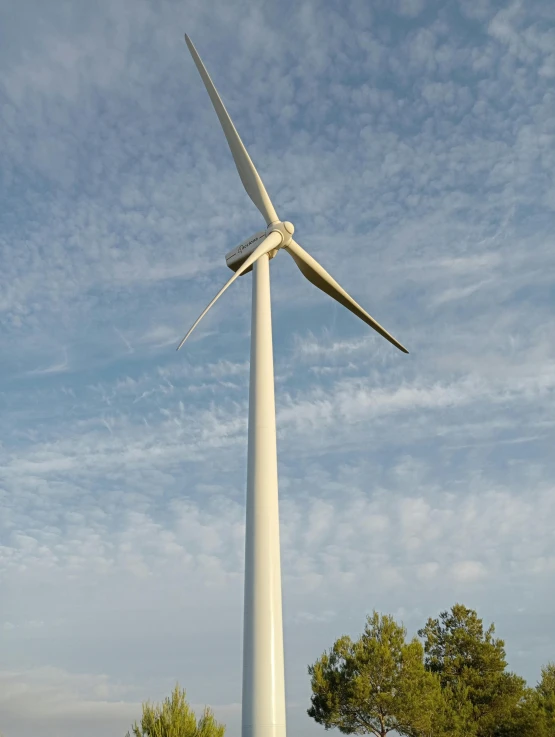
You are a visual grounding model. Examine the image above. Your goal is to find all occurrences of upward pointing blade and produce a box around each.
[176,231,282,350]
[184,35,279,226]
[285,239,409,354]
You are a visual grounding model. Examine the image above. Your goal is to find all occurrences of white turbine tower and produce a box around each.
[178,35,408,737]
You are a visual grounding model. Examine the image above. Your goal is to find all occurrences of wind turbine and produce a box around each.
[178,35,408,737]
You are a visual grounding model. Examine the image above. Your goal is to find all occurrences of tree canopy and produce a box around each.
[418,603,526,737]
[126,684,225,737]
[537,663,555,736]
[307,611,445,737]
[308,604,553,737]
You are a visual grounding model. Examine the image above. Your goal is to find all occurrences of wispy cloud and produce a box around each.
[26,349,69,375]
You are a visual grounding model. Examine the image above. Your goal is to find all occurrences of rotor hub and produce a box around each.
[266,220,295,248]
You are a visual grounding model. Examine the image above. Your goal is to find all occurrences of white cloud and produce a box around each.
[0,666,241,737]
[25,349,69,375]
[451,560,488,583]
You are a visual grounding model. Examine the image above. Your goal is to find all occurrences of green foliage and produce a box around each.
[493,687,549,737]
[539,663,555,698]
[126,684,225,737]
[537,663,555,736]
[418,604,527,737]
[307,611,445,737]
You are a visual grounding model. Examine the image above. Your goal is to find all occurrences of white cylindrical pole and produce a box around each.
[241,253,286,737]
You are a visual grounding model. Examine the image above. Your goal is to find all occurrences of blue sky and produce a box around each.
[1,0,554,735]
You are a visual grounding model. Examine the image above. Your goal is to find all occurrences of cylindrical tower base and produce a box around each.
[241,253,286,737]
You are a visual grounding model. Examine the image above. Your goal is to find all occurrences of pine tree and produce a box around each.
[418,604,526,737]
[307,611,446,737]
[126,684,225,737]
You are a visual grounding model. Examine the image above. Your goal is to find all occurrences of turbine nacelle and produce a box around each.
[225,221,295,274]
[226,230,267,273]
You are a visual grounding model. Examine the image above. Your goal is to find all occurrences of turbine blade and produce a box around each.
[184,34,279,226]
[285,239,408,354]
[176,231,282,350]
